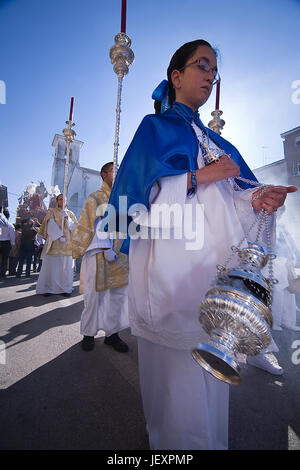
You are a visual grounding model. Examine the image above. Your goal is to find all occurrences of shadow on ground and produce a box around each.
[1,299,83,349]
[0,284,81,315]
[229,327,300,450]
[0,330,148,450]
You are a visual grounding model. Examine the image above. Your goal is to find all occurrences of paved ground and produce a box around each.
[0,273,300,450]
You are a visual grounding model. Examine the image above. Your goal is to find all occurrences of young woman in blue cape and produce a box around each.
[108,40,297,450]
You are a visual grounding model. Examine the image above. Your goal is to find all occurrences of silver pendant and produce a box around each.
[202,142,225,165]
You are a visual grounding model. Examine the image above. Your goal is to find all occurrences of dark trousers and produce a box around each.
[9,256,19,276]
[0,240,11,277]
[17,244,34,277]
[33,246,43,272]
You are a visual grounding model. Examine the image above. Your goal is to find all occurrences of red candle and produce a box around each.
[215,78,220,110]
[69,97,74,121]
[121,0,127,33]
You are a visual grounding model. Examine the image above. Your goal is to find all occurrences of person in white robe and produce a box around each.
[130,121,287,448]
[271,209,300,331]
[107,40,297,450]
[36,194,77,296]
[71,162,129,352]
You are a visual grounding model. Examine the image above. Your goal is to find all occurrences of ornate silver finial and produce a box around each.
[202,142,224,165]
[110,33,135,79]
[208,109,225,135]
[109,32,134,182]
[62,120,76,143]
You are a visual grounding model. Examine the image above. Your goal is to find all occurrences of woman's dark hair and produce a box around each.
[154,39,217,113]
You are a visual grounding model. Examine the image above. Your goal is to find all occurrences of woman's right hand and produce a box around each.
[196,155,240,184]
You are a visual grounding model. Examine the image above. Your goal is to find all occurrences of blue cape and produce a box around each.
[107,102,258,254]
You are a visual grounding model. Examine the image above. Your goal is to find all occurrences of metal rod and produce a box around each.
[61,140,71,233]
[113,75,123,183]
[61,119,76,232]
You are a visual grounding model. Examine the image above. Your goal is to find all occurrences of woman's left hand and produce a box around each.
[252,185,298,214]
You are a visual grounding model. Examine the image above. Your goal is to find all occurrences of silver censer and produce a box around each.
[192,210,277,385]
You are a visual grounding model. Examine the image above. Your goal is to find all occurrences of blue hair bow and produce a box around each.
[151,79,170,112]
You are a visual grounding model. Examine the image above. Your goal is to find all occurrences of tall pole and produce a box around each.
[109,1,134,183]
[62,98,76,232]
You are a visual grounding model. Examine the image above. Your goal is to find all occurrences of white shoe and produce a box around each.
[246,353,284,376]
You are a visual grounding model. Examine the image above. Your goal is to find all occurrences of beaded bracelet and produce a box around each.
[187,170,197,199]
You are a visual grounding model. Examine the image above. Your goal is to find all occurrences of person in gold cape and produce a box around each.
[71,162,129,352]
[36,194,77,296]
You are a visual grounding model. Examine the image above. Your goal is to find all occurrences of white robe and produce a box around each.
[79,232,129,337]
[271,257,300,330]
[36,218,74,295]
[36,254,73,294]
[138,337,229,450]
[128,122,276,450]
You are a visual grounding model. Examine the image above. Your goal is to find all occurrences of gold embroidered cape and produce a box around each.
[71,181,128,293]
[39,207,77,256]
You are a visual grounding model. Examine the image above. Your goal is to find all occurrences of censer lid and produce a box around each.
[237,242,270,270]
[225,268,271,306]
[244,242,265,253]
[226,268,270,291]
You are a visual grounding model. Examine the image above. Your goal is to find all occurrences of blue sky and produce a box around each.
[0,0,300,220]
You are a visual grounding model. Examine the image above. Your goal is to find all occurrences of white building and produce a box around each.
[51,134,100,219]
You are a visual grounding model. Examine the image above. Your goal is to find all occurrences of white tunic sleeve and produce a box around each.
[68,218,76,232]
[0,213,8,227]
[9,223,16,246]
[84,232,112,257]
[47,218,63,241]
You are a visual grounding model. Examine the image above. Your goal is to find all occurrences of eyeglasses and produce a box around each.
[180,59,220,85]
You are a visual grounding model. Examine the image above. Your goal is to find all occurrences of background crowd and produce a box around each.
[0,206,43,280]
